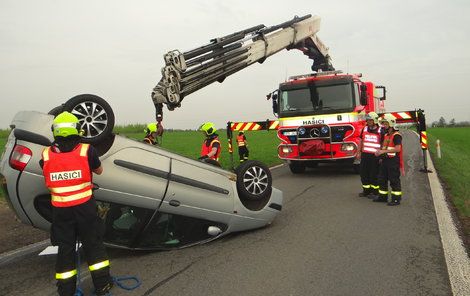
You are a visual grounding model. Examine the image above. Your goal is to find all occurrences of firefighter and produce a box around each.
[41,112,113,296]
[198,122,221,164]
[143,123,159,145]
[357,112,382,198]
[373,114,404,206]
[237,131,249,162]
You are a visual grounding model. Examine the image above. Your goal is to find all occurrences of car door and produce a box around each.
[135,158,236,249]
[160,158,235,223]
[94,146,170,247]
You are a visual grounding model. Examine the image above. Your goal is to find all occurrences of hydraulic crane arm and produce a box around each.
[151,14,334,117]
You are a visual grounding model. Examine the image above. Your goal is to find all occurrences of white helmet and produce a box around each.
[380,114,397,128]
[365,111,379,124]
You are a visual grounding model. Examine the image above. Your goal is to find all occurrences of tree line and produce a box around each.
[431,117,470,127]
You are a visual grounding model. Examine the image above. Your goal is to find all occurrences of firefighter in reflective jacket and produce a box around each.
[143,122,159,145]
[237,131,249,162]
[41,112,112,296]
[357,112,382,197]
[198,122,221,164]
[373,114,404,206]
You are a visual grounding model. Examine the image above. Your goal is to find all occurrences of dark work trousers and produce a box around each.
[51,198,111,296]
[238,146,249,162]
[360,152,380,195]
[377,157,402,201]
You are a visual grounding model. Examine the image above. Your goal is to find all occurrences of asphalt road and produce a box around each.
[0,130,453,296]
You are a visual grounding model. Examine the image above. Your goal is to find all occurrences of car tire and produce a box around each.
[48,105,65,116]
[289,161,306,174]
[63,94,115,144]
[235,160,272,201]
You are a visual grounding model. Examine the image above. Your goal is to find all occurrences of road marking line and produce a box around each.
[411,129,470,295]
[270,163,284,170]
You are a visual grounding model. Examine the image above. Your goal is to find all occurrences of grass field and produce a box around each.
[428,127,470,218]
[114,125,283,169]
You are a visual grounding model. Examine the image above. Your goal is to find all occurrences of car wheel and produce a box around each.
[236,160,272,201]
[289,161,306,174]
[63,94,115,144]
[48,105,65,116]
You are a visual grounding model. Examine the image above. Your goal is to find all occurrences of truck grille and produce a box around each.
[298,125,353,142]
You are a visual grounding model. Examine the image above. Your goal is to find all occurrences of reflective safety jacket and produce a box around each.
[382,131,405,175]
[42,143,93,207]
[201,137,221,161]
[382,132,401,158]
[361,125,382,154]
[237,135,246,147]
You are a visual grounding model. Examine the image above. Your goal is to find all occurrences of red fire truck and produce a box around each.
[151,14,430,173]
[271,70,386,173]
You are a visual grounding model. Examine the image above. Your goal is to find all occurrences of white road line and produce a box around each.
[270,163,285,170]
[411,129,470,295]
[426,150,470,295]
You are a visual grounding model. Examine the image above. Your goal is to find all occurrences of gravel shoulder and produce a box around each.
[0,200,49,254]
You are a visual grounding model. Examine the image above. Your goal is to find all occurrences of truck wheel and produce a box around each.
[289,161,306,174]
[63,94,115,144]
[235,160,272,201]
[352,164,360,174]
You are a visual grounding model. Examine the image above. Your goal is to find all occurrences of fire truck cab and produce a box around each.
[273,71,386,173]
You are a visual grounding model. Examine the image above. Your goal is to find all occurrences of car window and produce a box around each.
[137,211,227,249]
[97,201,154,247]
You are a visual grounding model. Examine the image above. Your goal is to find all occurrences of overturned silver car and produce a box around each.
[0,95,282,250]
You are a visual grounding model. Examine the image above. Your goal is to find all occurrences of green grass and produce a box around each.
[117,128,282,169]
[0,129,10,156]
[428,127,470,217]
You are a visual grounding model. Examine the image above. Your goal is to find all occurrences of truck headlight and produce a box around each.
[341,143,356,151]
[281,146,293,153]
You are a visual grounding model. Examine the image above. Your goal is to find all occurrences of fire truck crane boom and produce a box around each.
[151,14,334,117]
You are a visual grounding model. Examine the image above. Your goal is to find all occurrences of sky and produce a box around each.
[1,0,469,130]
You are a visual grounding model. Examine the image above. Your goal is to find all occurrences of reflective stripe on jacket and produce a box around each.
[361,126,382,154]
[200,138,221,161]
[42,143,93,207]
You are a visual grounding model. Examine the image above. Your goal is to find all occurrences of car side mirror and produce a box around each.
[360,84,368,106]
[207,226,222,236]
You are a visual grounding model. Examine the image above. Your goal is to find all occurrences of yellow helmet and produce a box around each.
[380,114,397,128]
[52,111,80,138]
[145,123,157,133]
[365,111,379,124]
[199,122,216,136]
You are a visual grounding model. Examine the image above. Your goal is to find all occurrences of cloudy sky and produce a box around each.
[1,0,469,130]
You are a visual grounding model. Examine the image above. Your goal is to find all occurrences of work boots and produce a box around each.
[95,282,113,296]
[372,194,388,203]
[358,188,371,197]
[387,198,401,206]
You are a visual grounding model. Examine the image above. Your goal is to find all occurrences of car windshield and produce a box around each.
[279,82,355,117]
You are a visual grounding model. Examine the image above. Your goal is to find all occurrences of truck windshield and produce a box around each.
[279,82,355,117]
